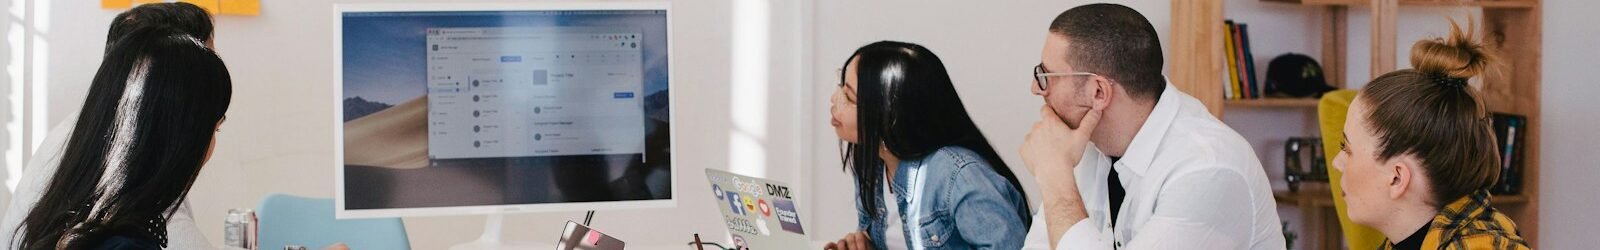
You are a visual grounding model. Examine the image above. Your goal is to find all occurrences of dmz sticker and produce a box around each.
[773,199,804,234]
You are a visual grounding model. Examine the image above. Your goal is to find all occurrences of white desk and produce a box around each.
[626,240,831,250]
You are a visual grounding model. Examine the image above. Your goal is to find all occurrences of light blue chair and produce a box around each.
[257,194,410,250]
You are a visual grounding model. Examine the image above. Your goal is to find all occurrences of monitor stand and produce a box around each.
[449,214,554,250]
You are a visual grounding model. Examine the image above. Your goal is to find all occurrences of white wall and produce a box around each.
[1538,0,1600,248]
[5,0,811,249]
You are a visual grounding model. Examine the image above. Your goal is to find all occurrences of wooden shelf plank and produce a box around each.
[1373,0,1399,77]
[1171,0,1226,117]
[1485,7,1543,246]
[1224,98,1321,108]
[1262,0,1537,8]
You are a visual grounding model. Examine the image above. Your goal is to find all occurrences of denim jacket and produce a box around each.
[856,146,1032,250]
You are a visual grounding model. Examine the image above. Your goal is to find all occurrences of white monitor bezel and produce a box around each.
[332,2,676,219]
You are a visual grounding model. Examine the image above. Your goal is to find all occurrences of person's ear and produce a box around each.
[1387,155,1420,200]
[1090,76,1114,110]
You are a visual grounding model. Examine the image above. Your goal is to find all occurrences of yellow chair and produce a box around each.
[1317,90,1385,249]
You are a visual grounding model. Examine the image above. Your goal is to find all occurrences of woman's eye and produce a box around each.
[1339,142,1348,152]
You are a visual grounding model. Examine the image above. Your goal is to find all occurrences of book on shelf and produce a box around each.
[1221,20,1262,100]
[1490,113,1527,195]
[1232,22,1251,99]
[1239,23,1260,99]
[1223,20,1240,100]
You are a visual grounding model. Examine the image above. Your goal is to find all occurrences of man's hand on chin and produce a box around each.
[1021,104,1101,249]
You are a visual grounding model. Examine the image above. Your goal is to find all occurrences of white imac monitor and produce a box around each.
[333,2,674,226]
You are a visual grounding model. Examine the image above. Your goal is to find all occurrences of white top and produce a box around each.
[1022,84,1286,250]
[882,184,907,250]
[0,113,214,249]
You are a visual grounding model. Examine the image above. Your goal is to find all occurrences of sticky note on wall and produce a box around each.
[178,0,220,14]
[102,0,133,9]
[132,0,164,5]
[219,0,260,16]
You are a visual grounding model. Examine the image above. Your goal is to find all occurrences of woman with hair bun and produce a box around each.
[1332,19,1529,250]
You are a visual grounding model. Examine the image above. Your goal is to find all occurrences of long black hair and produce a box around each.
[841,41,1029,218]
[16,25,231,249]
[107,2,214,47]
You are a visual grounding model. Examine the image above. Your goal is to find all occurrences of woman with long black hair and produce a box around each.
[0,3,221,249]
[824,41,1031,250]
[13,24,231,249]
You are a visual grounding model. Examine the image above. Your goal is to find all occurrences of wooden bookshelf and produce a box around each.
[1170,0,1542,248]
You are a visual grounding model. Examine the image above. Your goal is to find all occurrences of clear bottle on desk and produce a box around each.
[224,209,258,250]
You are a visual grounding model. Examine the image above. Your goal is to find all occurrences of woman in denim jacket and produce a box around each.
[824,41,1032,250]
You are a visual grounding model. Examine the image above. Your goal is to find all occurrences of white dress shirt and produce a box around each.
[1023,84,1286,250]
[0,112,215,249]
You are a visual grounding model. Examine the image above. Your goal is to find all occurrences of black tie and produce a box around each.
[1108,157,1126,227]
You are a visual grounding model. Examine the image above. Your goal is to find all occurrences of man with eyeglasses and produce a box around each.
[1017,3,1286,250]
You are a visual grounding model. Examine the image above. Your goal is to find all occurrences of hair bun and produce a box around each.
[1409,18,1494,81]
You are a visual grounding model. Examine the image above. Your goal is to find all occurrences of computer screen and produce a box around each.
[335,3,672,218]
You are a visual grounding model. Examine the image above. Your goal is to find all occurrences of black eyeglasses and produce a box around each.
[1033,64,1097,91]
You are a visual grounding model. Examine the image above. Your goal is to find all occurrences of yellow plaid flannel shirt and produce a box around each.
[1378,190,1529,250]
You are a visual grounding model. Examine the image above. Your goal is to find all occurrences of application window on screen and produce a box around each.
[425,26,646,160]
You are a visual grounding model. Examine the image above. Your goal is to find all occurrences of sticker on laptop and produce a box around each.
[774,199,804,234]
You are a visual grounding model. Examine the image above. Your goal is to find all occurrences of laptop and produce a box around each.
[704,169,810,249]
[554,221,624,250]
